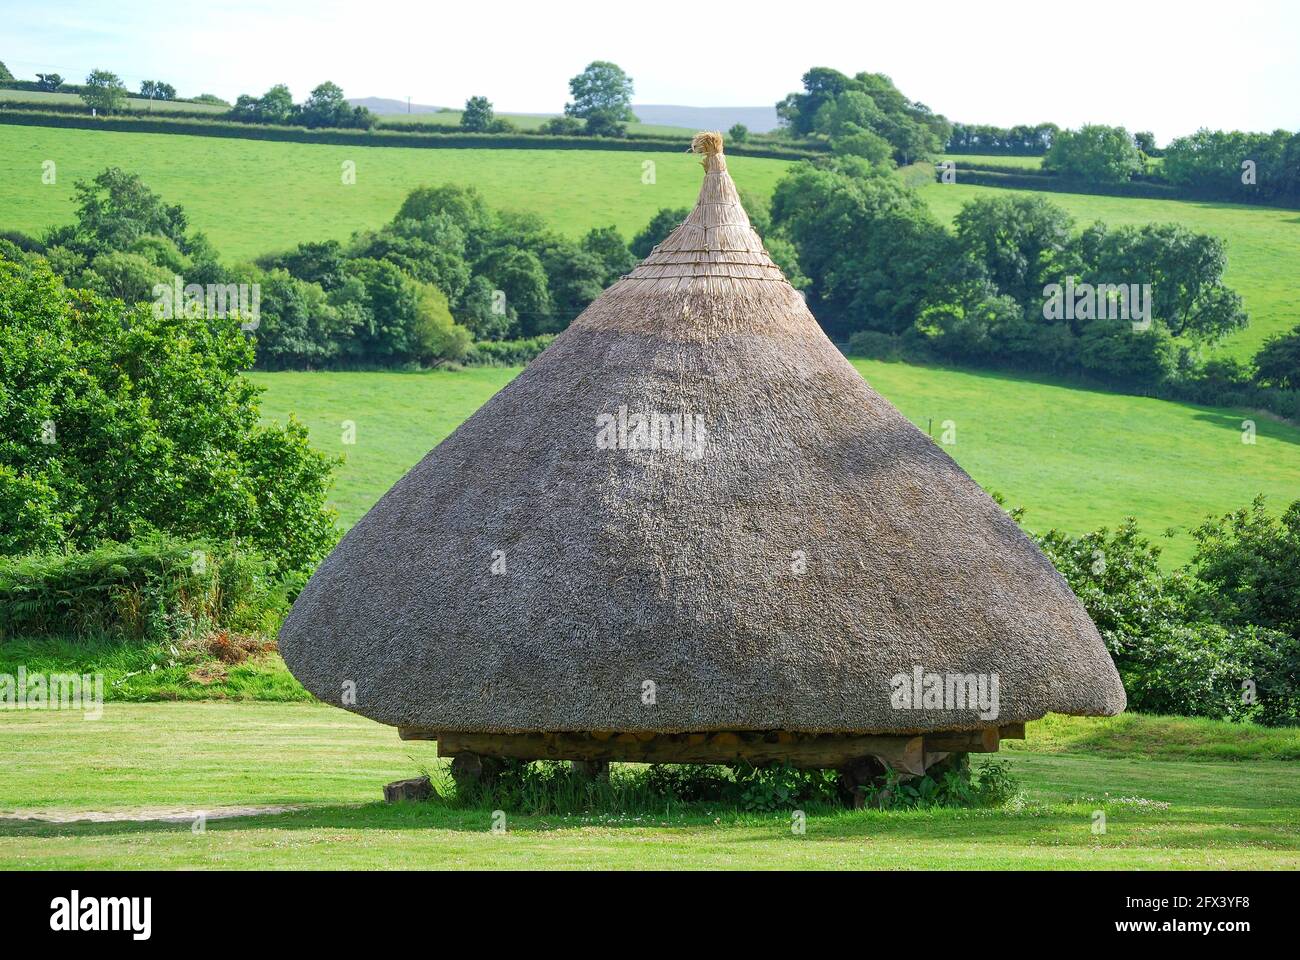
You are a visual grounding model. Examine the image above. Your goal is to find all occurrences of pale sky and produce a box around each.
[4,0,1298,142]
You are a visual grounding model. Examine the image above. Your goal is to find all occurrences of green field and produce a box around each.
[1,702,1294,869]
[0,88,227,113]
[376,108,694,137]
[249,361,1300,567]
[1,124,1295,356]
[940,153,1044,169]
[0,125,790,259]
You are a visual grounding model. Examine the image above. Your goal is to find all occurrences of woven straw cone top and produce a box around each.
[279,133,1126,734]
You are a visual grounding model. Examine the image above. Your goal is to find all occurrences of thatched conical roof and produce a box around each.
[279,133,1125,734]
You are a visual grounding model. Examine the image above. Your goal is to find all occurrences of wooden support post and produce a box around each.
[923,727,1000,753]
[571,760,610,782]
[449,753,504,792]
[430,730,926,773]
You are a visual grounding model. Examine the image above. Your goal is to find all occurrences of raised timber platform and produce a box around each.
[398,725,1027,778]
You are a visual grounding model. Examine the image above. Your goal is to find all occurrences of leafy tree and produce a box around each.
[539,115,583,136]
[1134,130,1159,156]
[229,83,295,124]
[0,254,338,572]
[1076,317,1178,383]
[461,96,495,132]
[953,195,1075,310]
[537,239,605,330]
[395,184,495,260]
[0,60,13,81]
[728,123,749,143]
[35,73,63,92]
[1042,125,1143,183]
[258,240,348,291]
[333,258,469,365]
[84,250,173,303]
[476,245,552,337]
[631,207,689,259]
[776,67,854,137]
[140,80,177,100]
[1077,222,1248,342]
[127,234,188,273]
[1189,497,1300,641]
[295,81,369,128]
[564,61,635,137]
[72,167,189,253]
[350,214,472,305]
[581,226,635,285]
[770,159,950,338]
[252,269,350,370]
[1163,128,1300,203]
[1253,325,1300,390]
[457,275,514,340]
[80,69,128,114]
[192,93,229,106]
[411,282,471,366]
[777,69,949,163]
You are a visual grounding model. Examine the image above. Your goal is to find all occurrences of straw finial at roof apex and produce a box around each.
[690,130,724,165]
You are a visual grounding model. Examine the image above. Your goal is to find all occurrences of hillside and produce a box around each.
[0,124,790,258]
[248,362,1300,567]
[0,87,227,113]
[349,97,779,134]
[0,123,1293,359]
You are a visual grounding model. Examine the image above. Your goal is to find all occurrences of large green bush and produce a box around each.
[1030,505,1300,726]
[0,255,338,573]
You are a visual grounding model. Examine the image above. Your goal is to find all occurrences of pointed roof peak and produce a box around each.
[626,130,783,286]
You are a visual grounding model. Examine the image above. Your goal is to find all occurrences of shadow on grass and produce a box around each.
[2,798,1295,853]
[1189,410,1300,443]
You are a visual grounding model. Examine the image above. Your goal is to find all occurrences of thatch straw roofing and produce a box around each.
[279,133,1126,734]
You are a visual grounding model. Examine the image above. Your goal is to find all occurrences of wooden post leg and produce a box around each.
[571,760,610,781]
[837,756,887,809]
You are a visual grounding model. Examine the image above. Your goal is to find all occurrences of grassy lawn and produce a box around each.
[248,362,1300,566]
[918,179,1300,359]
[0,702,1293,869]
[0,125,790,260]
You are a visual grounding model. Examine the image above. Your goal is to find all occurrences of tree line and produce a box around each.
[767,156,1299,415]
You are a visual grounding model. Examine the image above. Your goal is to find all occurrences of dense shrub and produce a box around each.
[1042,125,1144,184]
[0,537,290,642]
[0,255,338,573]
[463,335,555,366]
[1029,505,1300,726]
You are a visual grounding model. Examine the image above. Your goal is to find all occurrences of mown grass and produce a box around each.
[0,703,1294,869]
[0,124,790,260]
[248,362,1300,566]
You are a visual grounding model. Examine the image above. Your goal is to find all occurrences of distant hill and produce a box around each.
[349,97,451,115]
[350,97,781,133]
[630,104,780,134]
